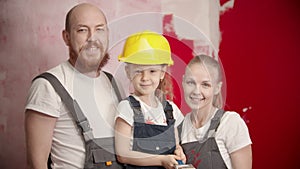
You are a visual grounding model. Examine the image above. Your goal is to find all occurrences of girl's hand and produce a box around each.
[161,155,180,169]
[174,145,186,163]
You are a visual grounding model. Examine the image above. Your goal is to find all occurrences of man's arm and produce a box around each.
[25,110,57,169]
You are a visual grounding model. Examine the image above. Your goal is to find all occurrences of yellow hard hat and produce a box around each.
[118,31,173,65]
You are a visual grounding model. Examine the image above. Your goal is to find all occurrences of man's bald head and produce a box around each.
[65,3,107,32]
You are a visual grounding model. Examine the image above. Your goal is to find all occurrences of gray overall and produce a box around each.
[35,72,124,169]
[181,110,227,169]
[126,96,176,169]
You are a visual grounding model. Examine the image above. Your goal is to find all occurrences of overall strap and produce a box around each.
[103,71,122,102]
[127,96,174,125]
[209,109,225,131]
[127,95,145,123]
[202,109,225,141]
[163,100,174,125]
[34,72,94,141]
[177,122,183,143]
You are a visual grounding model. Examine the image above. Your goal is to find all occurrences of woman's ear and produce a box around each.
[214,82,223,95]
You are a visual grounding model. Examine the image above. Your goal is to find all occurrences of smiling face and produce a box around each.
[126,64,166,99]
[182,62,221,112]
[63,4,109,73]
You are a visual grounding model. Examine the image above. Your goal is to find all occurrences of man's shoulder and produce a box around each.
[47,61,71,73]
[45,61,74,81]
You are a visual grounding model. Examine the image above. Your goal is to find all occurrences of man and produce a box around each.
[25,3,122,169]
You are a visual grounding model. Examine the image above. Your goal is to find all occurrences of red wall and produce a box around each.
[166,0,300,168]
[219,0,300,168]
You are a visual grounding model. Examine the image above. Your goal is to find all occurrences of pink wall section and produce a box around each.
[1,0,299,169]
[0,1,68,168]
[0,1,171,168]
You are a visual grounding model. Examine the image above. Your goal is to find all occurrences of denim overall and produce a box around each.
[181,110,227,169]
[35,72,123,169]
[126,96,176,169]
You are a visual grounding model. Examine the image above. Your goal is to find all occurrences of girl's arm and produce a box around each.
[114,117,181,169]
[174,127,186,163]
[230,145,252,169]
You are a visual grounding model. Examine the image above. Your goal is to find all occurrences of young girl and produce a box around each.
[114,31,186,169]
[180,55,252,169]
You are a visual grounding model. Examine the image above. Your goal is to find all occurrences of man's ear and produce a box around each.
[214,82,223,95]
[62,30,70,46]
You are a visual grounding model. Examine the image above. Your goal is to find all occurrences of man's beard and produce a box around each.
[69,45,110,72]
[98,52,109,71]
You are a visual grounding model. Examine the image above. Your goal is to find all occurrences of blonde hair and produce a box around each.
[186,55,224,108]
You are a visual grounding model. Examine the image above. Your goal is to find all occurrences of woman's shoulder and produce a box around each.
[222,110,244,122]
[182,112,192,126]
[218,110,249,132]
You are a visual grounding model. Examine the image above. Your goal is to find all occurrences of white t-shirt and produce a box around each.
[117,95,184,126]
[25,61,120,169]
[181,110,252,169]
[116,95,184,149]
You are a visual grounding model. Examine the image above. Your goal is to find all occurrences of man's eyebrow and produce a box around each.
[75,24,88,28]
[75,23,106,27]
[96,23,106,27]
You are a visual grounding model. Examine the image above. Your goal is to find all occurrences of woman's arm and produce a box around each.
[25,110,57,169]
[114,117,181,169]
[230,145,252,169]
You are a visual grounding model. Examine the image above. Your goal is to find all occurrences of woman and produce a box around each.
[180,55,252,169]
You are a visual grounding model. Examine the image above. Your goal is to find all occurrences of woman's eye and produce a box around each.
[202,83,211,88]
